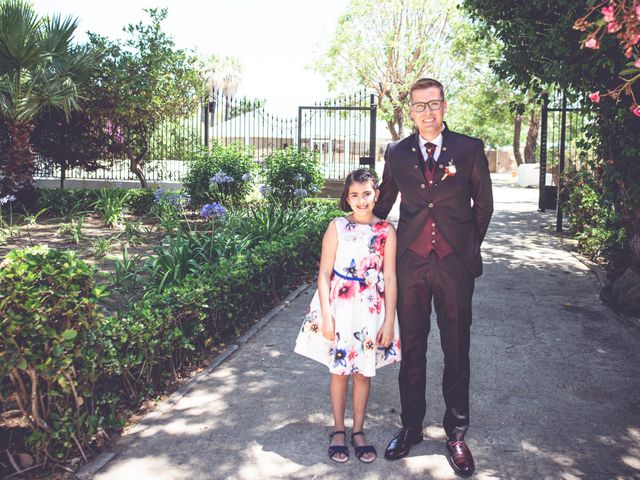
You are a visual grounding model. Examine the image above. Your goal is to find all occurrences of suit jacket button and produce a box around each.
[428,202,434,208]
[420,184,425,189]
[431,239,436,244]
[413,164,418,169]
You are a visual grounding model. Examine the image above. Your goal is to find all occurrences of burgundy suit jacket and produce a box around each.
[373,126,493,278]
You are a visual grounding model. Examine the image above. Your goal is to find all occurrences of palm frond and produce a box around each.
[42,13,78,58]
[0,0,44,74]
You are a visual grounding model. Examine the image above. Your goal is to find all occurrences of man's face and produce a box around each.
[410,86,447,140]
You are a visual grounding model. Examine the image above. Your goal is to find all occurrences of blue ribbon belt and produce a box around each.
[332,269,365,282]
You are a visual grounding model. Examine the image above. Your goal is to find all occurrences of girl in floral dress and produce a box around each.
[294,168,401,464]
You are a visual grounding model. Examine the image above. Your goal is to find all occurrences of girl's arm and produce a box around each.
[318,219,338,341]
[377,225,397,347]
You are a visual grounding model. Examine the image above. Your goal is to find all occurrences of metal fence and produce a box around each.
[538,90,595,229]
[32,90,377,185]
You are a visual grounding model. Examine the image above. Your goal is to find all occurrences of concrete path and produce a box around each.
[80,176,640,480]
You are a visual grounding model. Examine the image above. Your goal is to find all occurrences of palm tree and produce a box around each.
[199,54,242,120]
[0,0,100,200]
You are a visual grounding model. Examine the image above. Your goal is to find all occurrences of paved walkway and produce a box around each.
[79,176,640,480]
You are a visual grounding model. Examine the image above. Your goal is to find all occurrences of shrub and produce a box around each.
[261,147,324,207]
[562,167,625,260]
[182,142,257,207]
[0,201,343,472]
[125,189,155,216]
[0,247,107,462]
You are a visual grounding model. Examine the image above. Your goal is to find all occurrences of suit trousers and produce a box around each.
[397,249,474,436]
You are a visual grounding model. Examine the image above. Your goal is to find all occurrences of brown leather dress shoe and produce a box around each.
[384,427,423,460]
[446,439,475,476]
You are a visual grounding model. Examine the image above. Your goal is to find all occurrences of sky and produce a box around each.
[33,0,350,115]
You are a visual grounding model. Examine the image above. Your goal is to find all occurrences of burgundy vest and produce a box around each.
[409,144,454,258]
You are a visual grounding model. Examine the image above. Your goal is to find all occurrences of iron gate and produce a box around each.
[297,92,377,180]
[538,90,594,231]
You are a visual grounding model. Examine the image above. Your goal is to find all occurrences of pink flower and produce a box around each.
[601,5,615,23]
[631,33,640,46]
[636,5,640,18]
[606,21,621,33]
[631,104,640,117]
[635,57,640,69]
[588,91,601,103]
[585,38,598,49]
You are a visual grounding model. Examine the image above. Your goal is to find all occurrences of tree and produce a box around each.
[199,54,242,120]
[317,0,457,140]
[0,0,100,200]
[30,107,116,187]
[462,0,640,293]
[88,8,202,188]
[318,0,521,147]
[576,0,640,113]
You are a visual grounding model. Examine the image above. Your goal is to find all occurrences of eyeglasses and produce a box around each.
[411,100,444,112]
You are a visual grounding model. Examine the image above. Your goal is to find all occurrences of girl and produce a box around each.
[294,168,401,464]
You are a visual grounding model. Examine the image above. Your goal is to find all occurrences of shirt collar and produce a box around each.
[419,132,443,149]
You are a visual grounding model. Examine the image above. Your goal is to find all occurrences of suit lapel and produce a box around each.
[436,126,454,183]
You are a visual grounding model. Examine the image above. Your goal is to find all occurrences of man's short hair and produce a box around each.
[410,78,445,101]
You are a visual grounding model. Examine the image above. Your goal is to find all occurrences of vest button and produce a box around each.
[428,202,434,208]
[420,184,425,189]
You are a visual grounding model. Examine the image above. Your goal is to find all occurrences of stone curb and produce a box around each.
[75,283,311,480]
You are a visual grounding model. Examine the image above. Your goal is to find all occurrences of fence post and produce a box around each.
[556,91,567,232]
[538,93,548,212]
[204,98,210,148]
[369,94,377,165]
[297,106,302,150]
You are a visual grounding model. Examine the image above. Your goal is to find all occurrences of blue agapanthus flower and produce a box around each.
[0,195,16,205]
[241,173,254,182]
[153,188,165,202]
[293,188,308,198]
[259,184,272,197]
[292,173,305,182]
[154,189,190,208]
[201,202,226,220]
[210,171,235,185]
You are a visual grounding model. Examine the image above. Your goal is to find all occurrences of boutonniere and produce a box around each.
[441,160,457,181]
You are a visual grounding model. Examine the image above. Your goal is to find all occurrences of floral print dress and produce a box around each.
[294,217,401,377]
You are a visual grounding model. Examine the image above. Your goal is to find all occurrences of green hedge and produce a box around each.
[0,247,107,461]
[0,200,341,470]
[562,167,625,261]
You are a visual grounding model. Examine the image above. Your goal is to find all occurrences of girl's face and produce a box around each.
[347,180,378,217]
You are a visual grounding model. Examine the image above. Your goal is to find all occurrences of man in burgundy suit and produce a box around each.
[374,78,493,476]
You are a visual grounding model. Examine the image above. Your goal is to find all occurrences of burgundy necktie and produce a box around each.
[425,142,437,172]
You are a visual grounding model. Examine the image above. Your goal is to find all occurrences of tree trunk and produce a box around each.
[513,114,523,166]
[130,155,148,188]
[387,119,400,141]
[2,121,38,204]
[524,108,539,163]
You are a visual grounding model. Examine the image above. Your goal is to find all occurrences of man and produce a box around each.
[374,78,493,476]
